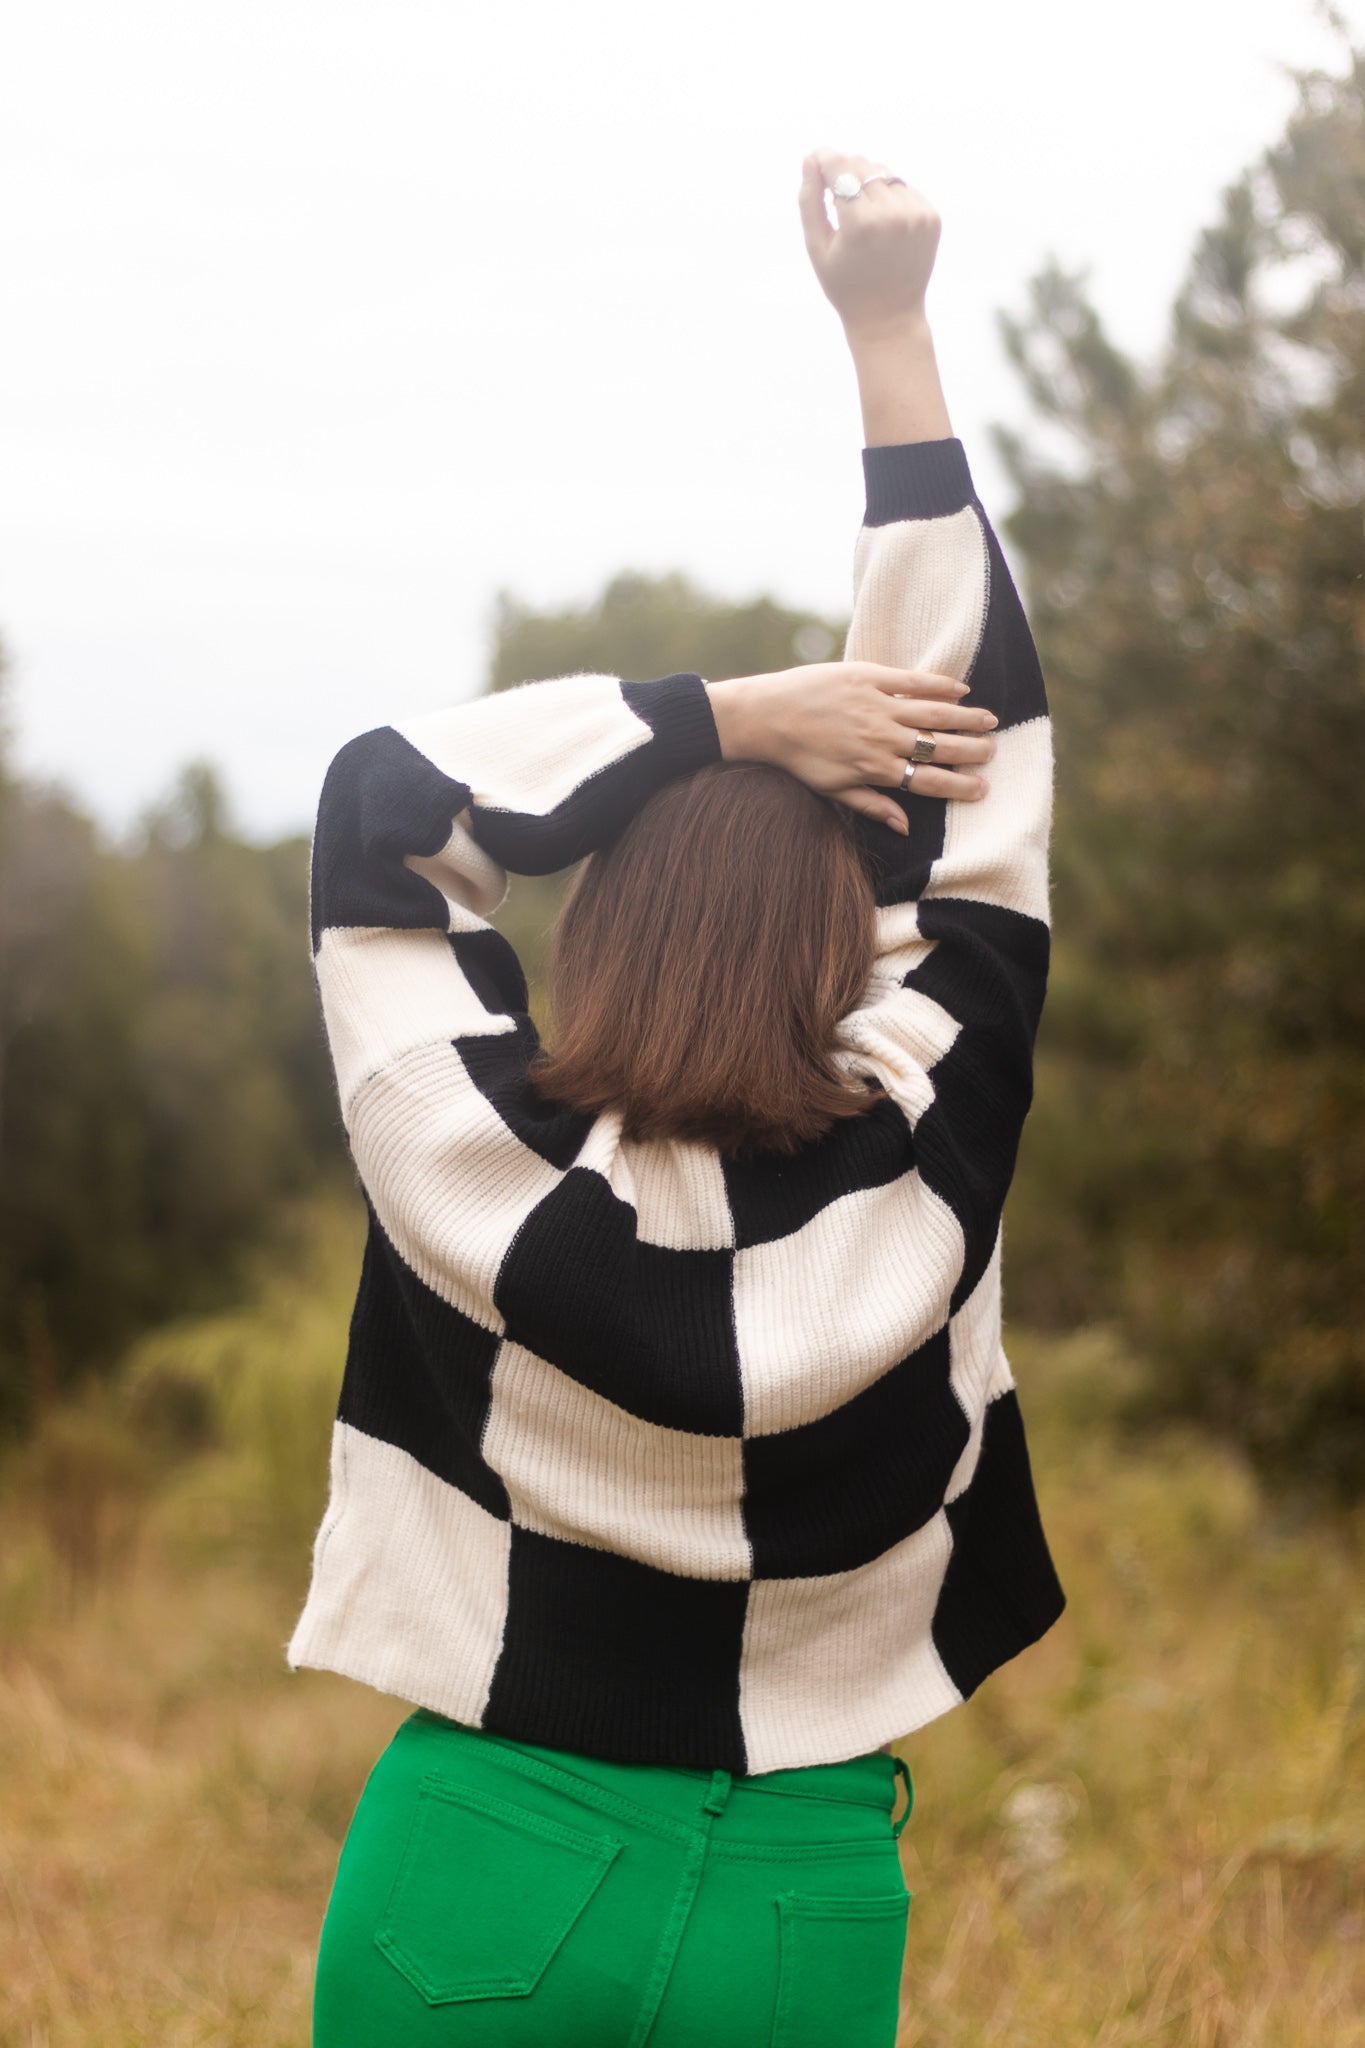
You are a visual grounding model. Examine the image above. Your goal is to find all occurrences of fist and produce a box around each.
[798,150,941,339]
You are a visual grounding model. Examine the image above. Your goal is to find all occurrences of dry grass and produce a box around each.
[1,1214,1361,2046]
[892,1334,1365,2046]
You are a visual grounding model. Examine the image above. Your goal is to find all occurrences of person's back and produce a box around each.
[292,151,1065,2048]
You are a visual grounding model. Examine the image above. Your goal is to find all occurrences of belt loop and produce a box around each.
[890,1755,914,1839]
[703,1769,732,1816]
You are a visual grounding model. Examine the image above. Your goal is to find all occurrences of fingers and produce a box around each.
[861,732,994,795]
[886,699,998,744]
[814,149,897,206]
[885,701,997,738]
[898,762,990,801]
[896,727,997,768]
[833,785,910,835]
[862,739,993,797]
[865,665,971,701]
[798,153,834,263]
[860,666,998,741]
[833,752,990,822]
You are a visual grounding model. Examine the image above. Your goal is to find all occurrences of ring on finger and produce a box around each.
[831,168,907,201]
[910,729,938,762]
[899,760,917,792]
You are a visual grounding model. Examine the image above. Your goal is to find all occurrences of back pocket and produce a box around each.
[770,1889,912,2048]
[374,1772,622,2006]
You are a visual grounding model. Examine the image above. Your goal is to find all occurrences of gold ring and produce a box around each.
[910,730,938,762]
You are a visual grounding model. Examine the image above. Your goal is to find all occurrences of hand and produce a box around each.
[798,150,942,344]
[705,663,997,833]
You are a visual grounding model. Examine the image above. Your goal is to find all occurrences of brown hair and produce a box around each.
[527,761,884,1157]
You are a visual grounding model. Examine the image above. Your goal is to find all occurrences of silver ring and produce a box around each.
[899,760,916,792]
[831,169,907,201]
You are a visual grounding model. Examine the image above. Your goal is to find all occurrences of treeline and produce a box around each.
[0,752,346,1435]
[996,38,1365,1504]
[1,38,1360,1503]
[0,578,846,1441]
[473,37,1365,1508]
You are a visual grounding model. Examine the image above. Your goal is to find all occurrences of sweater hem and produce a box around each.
[282,1602,1066,1776]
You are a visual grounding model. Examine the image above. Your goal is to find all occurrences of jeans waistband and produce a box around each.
[406,1710,912,1831]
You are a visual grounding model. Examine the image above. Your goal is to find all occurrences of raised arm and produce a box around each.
[703,152,1053,1334]
[705,150,1049,948]
[808,150,1053,1309]
[815,146,1051,927]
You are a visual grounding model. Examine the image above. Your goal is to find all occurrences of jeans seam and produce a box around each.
[735,1784,894,1814]
[709,1838,903,1865]
[626,1826,711,2048]
[421,1727,699,1847]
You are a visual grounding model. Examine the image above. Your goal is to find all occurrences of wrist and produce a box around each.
[842,308,933,358]
[845,315,952,447]
[704,676,779,767]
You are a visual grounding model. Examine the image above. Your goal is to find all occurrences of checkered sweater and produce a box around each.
[284,436,1067,1774]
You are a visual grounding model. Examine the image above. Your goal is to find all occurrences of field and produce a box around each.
[2,1198,1361,2046]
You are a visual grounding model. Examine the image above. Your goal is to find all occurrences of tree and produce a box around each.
[996,24,1365,1504]
[489,570,843,698]
[0,757,347,1435]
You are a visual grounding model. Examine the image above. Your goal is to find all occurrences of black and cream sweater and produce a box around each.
[284,436,1067,1774]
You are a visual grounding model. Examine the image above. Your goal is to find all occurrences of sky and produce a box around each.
[2,0,1359,841]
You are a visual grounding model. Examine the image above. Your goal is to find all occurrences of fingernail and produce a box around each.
[951,680,970,693]
[983,712,998,726]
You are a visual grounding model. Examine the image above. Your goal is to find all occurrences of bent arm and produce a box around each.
[307,668,724,1326]
[311,670,720,943]
[308,672,721,1152]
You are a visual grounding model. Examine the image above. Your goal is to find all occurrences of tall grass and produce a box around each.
[0,1203,1361,2045]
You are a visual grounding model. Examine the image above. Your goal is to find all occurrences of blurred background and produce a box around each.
[1,1,1362,2042]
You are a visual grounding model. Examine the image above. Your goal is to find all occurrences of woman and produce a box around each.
[288,149,1066,2048]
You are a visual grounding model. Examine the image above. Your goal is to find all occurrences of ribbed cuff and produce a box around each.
[620,673,723,773]
[862,437,974,526]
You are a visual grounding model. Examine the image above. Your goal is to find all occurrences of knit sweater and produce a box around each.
[284,435,1067,1775]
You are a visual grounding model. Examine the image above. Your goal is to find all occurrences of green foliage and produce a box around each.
[999,31,1365,1504]
[117,1194,364,1564]
[0,762,349,1437]
[489,568,846,696]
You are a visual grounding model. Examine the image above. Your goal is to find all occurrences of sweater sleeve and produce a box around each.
[829,437,1052,1275]
[308,673,722,1308]
[310,666,721,1035]
[311,669,722,949]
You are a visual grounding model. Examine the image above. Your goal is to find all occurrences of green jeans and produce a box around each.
[314,1709,915,2047]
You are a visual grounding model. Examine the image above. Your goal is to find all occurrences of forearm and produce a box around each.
[844,313,953,447]
[706,309,952,766]
[312,672,721,940]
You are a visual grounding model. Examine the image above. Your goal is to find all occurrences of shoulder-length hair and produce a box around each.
[527,760,884,1157]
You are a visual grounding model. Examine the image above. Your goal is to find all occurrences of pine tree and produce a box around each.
[998,27,1365,1504]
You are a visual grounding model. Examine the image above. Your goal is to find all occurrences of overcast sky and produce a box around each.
[2,0,1358,841]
